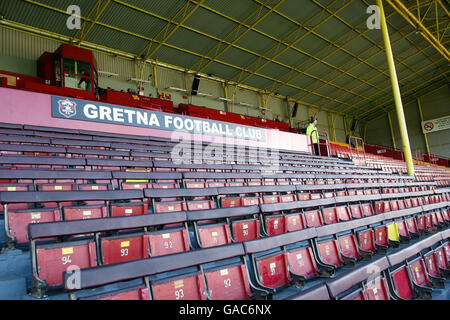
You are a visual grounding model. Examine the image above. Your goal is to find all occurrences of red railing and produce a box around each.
[348,136,366,165]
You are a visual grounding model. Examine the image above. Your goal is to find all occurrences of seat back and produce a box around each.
[100,233,150,265]
[286,245,319,280]
[365,275,391,300]
[408,257,431,287]
[36,240,98,287]
[390,266,414,300]
[82,285,151,300]
[7,208,61,244]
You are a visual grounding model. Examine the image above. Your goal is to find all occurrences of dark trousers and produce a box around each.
[313,143,320,156]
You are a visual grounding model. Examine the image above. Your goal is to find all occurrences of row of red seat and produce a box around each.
[289,230,450,300]
[2,175,441,247]
[23,200,447,300]
[2,184,447,298]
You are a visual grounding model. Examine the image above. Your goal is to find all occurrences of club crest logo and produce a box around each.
[58,99,77,118]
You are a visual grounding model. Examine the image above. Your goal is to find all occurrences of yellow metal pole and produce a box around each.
[417,98,431,154]
[387,112,397,149]
[377,0,415,176]
[343,116,348,141]
[332,114,337,142]
[153,61,158,90]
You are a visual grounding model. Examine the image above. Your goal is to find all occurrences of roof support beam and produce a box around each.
[139,0,205,62]
[188,0,271,72]
[70,0,102,44]
[310,30,446,114]
[113,0,374,107]
[75,0,112,47]
[194,0,286,74]
[386,0,450,61]
[232,0,352,88]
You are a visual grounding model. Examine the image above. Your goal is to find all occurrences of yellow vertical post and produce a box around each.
[377,0,415,176]
[417,98,431,154]
[343,115,348,142]
[153,62,158,90]
[332,114,337,142]
[387,112,397,149]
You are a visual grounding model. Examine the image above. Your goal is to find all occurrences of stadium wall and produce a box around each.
[365,84,450,158]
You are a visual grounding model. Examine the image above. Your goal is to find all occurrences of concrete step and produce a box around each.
[0,274,27,300]
[0,249,32,288]
[0,218,5,250]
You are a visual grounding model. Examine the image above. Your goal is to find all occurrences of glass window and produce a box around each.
[63,58,92,91]
[55,58,62,87]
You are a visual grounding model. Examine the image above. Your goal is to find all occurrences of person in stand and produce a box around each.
[78,70,92,91]
[306,117,320,156]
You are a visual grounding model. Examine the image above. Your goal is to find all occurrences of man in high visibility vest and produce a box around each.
[306,117,320,156]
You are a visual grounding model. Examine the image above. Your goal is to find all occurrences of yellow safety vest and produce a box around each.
[306,124,319,144]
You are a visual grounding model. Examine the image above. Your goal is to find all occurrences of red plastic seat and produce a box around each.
[286,246,319,281]
[317,239,344,268]
[151,272,207,300]
[336,206,351,221]
[436,245,450,270]
[396,220,410,240]
[148,228,190,257]
[374,225,389,247]
[341,288,367,300]
[423,251,442,278]
[262,195,280,204]
[254,251,290,290]
[221,197,242,208]
[285,213,306,232]
[63,205,108,221]
[365,276,391,300]
[7,208,61,244]
[389,200,399,212]
[375,201,390,214]
[404,199,413,208]
[154,201,185,213]
[304,210,324,227]
[408,258,431,288]
[96,286,151,300]
[184,182,206,189]
[111,201,148,217]
[361,203,374,217]
[357,229,376,254]
[231,218,260,242]
[390,266,414,300]
[196,223,232,248]
[204,264,253,300]
[121,182,148,190]
[350,205,363,219]
[77,184,110,191]
[35,240,98,287]
[186,199,215,211]
[37,184,74,191]
[322,208,339,225]
[406,217,420,235]
[263,215,285,236]
[397,200,406,210]
[100,233,150,265]
[338,234,361,261]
